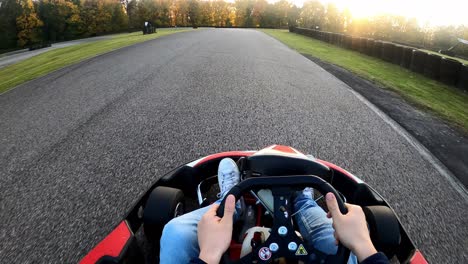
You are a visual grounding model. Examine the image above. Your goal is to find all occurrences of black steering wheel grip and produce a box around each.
[215,175,349,264]
[216,175,348,218]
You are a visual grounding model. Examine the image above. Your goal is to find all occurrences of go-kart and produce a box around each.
[80,145,428,264]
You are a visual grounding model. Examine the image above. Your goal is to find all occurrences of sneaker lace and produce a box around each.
[217,171,237,198]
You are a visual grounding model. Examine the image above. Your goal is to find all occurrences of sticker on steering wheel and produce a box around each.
[295,244,308,256]
[258,247,272,260]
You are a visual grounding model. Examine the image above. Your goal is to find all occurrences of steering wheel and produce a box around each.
[216,175,349,264]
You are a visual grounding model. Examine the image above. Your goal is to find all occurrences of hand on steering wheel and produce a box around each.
[198,195,237,264]
[216,175,350,264]
[325,193,377,262]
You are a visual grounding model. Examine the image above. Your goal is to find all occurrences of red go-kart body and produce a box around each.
[80,145,428,264]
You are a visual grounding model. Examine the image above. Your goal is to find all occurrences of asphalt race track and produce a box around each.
[1,29,467,263]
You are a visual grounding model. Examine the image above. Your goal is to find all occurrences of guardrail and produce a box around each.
[289,26,468,91]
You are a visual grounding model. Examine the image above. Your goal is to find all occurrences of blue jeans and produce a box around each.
[159,194,357,264]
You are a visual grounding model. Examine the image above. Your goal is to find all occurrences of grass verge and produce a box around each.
[261,29,468,132]
[0,29,191,94]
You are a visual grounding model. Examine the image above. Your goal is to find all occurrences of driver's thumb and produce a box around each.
[325,192,341,218]
[221,195,236,224]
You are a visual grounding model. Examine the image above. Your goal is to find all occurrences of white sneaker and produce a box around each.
[302,187,314,199]
[217,158,240,199]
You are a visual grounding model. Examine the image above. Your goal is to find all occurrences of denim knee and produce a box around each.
[160,217,199,264]
[161,216,196,244]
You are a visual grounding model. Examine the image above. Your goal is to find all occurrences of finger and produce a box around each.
[205,203,220,216]
[326,212,332,218]
[345,203,360,212]
[325,192,341,218]
[220,195,236,225]
[333,231,339,245]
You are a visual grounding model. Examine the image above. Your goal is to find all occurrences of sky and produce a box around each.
[279,0,468,27]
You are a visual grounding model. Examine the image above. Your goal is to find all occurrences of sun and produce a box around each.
[285,0,468,27]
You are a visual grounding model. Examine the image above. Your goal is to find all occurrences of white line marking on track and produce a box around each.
[347,87,468,202]
[261,34,468,201]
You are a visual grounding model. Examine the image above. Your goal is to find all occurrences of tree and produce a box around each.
[188,0,199,27]
[299,0,324,29]
[16,0,44,47]
[274,0,291,28]
[111,0,128,31]
[324,3,342,32]
[287,4,300,27]
[433,26,457,49]
[366,15,393,39]
[171,0,189,26]
[120,0,128,12]
[234,0,254,27]
[197,0,213,26]
[212,0,230,27]
[250,0,267,27]
[454,25,468,57]
[258,2,275,27]
[341,7,351,33]
[0,0,466,53]
[80,0,127,36]
[38,0,82,41]
[399,17,423,46]
[127,0,138,28]
[0,0,21,49]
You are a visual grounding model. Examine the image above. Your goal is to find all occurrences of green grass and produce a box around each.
[0,29,191,94]
[261,29,468,132]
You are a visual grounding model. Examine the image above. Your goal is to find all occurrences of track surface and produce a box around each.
[0,29,466,263]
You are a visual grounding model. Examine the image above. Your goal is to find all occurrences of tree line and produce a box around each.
[1,0,128,49]
[1,0,467,55]
[299,1,468,53]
